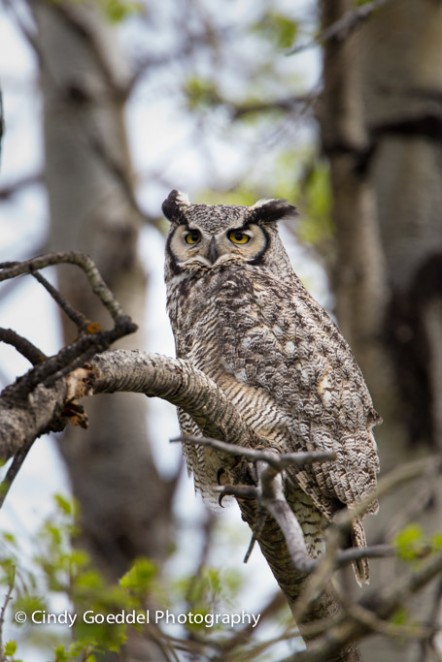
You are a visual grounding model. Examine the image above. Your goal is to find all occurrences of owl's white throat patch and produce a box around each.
[181,253,240,269]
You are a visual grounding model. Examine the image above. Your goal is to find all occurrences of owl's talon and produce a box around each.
[216,467,226,485]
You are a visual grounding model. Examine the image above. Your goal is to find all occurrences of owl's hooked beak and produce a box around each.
[208,237,219,264]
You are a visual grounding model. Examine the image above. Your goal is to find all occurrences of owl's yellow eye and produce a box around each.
[184,230,201,245]
[228,230,250,245]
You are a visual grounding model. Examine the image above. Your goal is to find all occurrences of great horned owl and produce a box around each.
[163,189,380,584]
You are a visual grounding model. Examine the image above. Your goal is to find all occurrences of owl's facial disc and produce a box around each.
[169,223,269,269]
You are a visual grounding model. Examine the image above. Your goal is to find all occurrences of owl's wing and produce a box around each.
[283,272,380,516]
[215,268,380,521]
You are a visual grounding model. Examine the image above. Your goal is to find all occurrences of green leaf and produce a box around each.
[3,640,17,656]
[120,558,156,594]
[53,644,69,662]
[431,532,442,552]
[101,0,143,23]
[0,559,16,586]
[1,532,17,547]
[184,78,220,110]
[390,607,408,626]
[394,525,426,561]
[53,494,74,517]
[252,12,299,50]
[14,594,47,620]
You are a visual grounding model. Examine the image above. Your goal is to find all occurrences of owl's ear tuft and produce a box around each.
[249,199,298,224]
[162,190,190,223]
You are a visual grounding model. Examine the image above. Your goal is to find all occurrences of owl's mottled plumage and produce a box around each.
[163,190,380,583]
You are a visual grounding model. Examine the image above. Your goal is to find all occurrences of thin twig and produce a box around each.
[257,452,315,574]
[176,434,418,578]
[0,561,15,652]
[288,0,392,55]
[0,252,127,321]
[287,551,442,661]
[0,172,42,200]
[333,581,436,640]
[0,328,46,365]
[172,434,336,469]
[31,269,91,332]
[0,253,137,400]
[337,544,394,564]
[0,438,35,509]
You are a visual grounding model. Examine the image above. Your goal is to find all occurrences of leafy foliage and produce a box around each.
[0,496,280,661]
[0,496,159,660]
[184,77,221,111]
[394,524,442,563]
[252,11,299,50]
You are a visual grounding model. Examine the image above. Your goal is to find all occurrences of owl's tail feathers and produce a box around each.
[351,518,370,586]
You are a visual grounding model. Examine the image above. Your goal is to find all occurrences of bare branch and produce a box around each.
[288,0,392,55]
[333,582,435,641]
[0,438,35,509]
[0,172,42,200]
[257,454,315,574]
[0,253,137,400]
[288,551,442,661]
[0,328,46,365]
[173,434,336,469]
[0,561,15,652]
[0,376,70,459]
[0,254,137,466]
[31,269,91,332]
[230,92,318,119]
[0,252,128,321]
[89,350,262,456]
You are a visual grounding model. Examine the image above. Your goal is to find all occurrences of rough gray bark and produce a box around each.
[319,1,442,660]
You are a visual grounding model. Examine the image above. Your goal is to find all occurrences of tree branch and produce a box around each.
[288,0,392,55]
[0,328,46,365]
[288,551,442,661]
[0,253,137,401]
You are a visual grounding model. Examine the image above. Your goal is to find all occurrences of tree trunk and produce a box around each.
[319,1,442,660]
[33,2,176,658]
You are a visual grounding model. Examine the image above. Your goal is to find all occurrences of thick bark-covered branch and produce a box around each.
[0,349,259,463]
[0,379,69,459]
[90,350,262,454]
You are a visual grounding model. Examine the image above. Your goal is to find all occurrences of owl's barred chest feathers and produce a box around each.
[162,190,380,583]
[167,263,376,434]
